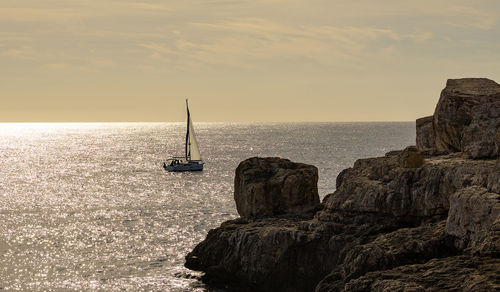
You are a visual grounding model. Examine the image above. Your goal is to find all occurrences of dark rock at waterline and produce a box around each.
[234,157,320,218]
[185,78,500,291]
[186,216,333,292]
[173,271,202,280]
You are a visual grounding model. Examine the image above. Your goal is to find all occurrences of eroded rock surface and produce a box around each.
[185,217,332,292]
[234,157,320,218]
[323,152,498,218]
[315,221,455,291]
[416,116,435,151]
[417,78,500,159]
[185,78,500,292]
[446,185,500,252]
[332,255,500,292]
[186,151,499,291]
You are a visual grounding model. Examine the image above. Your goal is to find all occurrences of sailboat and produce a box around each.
[163,99,204,172]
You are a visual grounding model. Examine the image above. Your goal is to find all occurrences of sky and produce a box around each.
[1,0,499,122]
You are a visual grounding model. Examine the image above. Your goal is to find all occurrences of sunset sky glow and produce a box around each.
[1,0,499,122]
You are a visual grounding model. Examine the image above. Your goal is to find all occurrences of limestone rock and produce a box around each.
[185,217,333,292]
[315,221,454,291]
[316,221,453,291]
[433,78,500,158]
[185,211,423,292]
[335,255,500,292]
[475,218,500,257]
[234,157,320,218]
[186,152,499,291]
[185,78,500,292]
[461,101,500,158]
[445,186,500,252]
[398,146,424,168]
[416,115,436,152]
[323,152,498,218]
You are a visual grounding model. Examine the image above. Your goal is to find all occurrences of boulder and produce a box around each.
[416,116,436,152]
[432,78,500,158]
[398,146,424,168]
[185,217,333,292]
[234,157,320,218]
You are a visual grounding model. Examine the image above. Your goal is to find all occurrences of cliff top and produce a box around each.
[445,78,500,94]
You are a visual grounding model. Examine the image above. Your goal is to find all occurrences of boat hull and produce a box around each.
[163,161,204,172]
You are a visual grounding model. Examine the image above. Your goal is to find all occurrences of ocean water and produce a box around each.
[0,122,415,291]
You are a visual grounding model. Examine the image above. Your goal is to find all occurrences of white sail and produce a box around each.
[185,100,202,161]
[187,114,201,161]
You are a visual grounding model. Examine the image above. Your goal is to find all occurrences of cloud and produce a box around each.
[406,31,433,43]
[445,5,498,30]
[1,0,498,74]
[0,7,80,22]
[138,18,403,69]
[0,1,172,22]
[43,63,69,71]
[140,43,177,55]
[1,46,35,59]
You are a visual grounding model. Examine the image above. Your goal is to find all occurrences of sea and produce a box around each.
[0,122,415,291]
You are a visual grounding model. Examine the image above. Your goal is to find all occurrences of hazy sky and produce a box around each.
[1,0,499,122]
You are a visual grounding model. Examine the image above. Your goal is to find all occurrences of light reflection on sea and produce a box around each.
[0,122,415,290]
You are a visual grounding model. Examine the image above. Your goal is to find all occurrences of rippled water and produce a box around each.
[0,122,415,291]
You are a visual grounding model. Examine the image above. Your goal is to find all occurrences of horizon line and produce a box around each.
[0,120,417,124]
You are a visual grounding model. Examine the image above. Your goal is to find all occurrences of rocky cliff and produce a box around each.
[416,78,500,158]
[185,78,500,291]
[234,157,320,218]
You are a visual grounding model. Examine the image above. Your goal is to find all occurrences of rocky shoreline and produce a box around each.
[185,78,500,291]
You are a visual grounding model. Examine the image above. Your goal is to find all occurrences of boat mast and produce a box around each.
[185,99,191,161]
